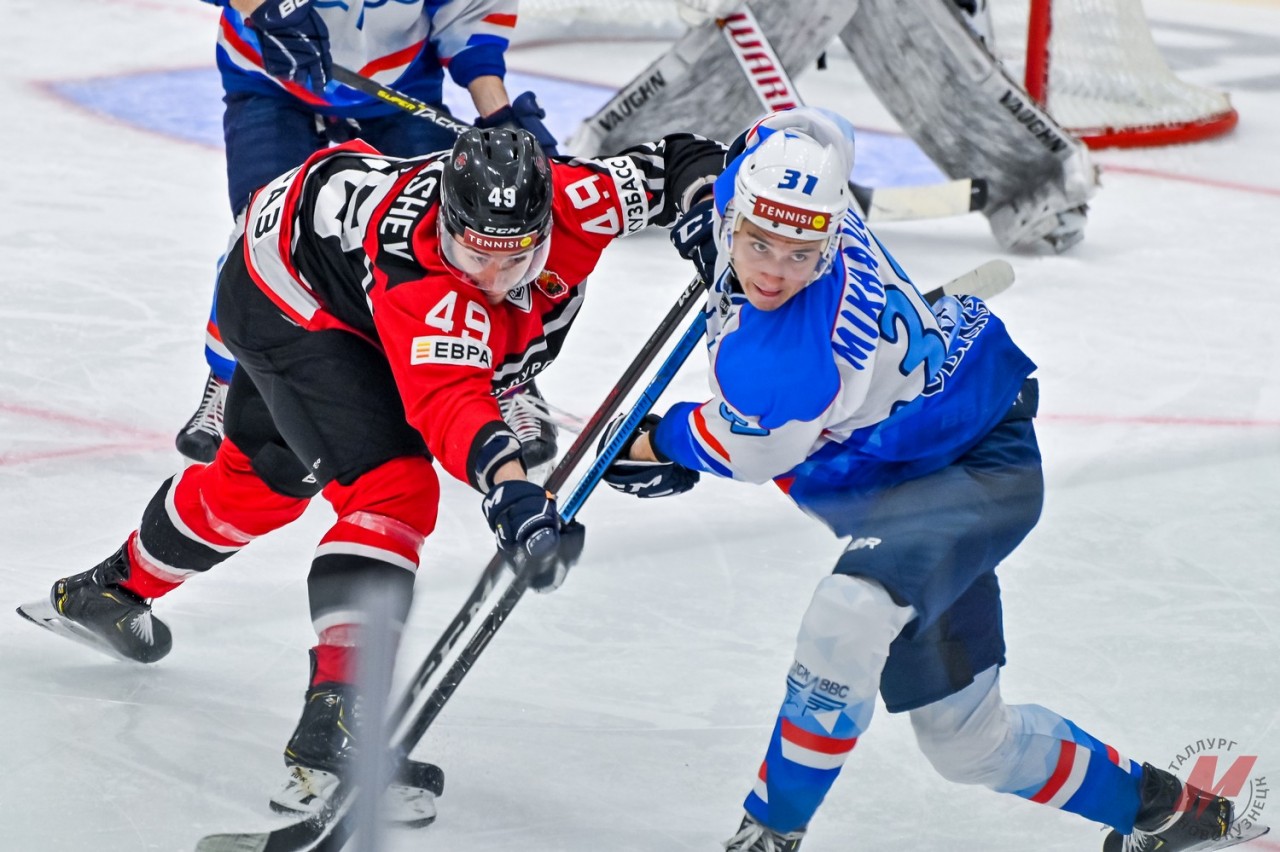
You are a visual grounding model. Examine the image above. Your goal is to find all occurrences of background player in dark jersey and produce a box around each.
[603,108,1252,852]
[20,126,723,821]
[177,0,562,468]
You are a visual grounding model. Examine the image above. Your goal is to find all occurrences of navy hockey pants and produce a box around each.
[803,413,1044,712]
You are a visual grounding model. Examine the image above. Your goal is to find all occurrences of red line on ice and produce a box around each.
[1100,164,1280,198]
[1042,412,1280,429]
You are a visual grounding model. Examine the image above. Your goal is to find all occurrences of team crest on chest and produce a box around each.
[534,269,569,298]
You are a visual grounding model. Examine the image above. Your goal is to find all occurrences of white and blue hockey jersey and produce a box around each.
[652,121,1036,504]
[210,0,516,118]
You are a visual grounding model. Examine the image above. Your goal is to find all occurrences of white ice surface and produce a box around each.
[2,1,1279,850]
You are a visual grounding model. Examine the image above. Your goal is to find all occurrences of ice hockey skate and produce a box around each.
[1103,763,1270,851]
[15,545,172,663]
[271,682,443,828]
[175,370,228,463]
[723,814,805,852]
[498,378,559,468]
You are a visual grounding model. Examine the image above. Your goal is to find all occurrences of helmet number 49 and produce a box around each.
[487,186,518,208]
[777,169,819,195]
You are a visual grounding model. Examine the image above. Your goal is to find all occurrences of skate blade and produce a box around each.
[270,766,437,829]
[15,597,137,664]
[1190,821,1271,851]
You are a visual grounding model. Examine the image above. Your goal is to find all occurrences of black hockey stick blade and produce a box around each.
[194,815,330,852]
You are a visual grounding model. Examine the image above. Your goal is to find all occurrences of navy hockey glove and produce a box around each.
[249,0,332,93]
[671,197,719,285]
[530,519,585,594]
[476,92,560,155]
[481,480,580,592]
[599,413,700,499]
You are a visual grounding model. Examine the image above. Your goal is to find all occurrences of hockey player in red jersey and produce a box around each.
[18,126,724,821]
[177,0,565,467]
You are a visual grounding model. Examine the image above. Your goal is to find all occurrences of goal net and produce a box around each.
[990,0,1237,147]
[515,0,1237,149]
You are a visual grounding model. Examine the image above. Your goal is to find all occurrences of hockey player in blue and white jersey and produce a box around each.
[601,108,1255,852]
[177,0,561,467]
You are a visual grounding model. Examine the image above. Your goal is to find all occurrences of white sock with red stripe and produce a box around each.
[1004,708,1143,830]
[909,666,1143,832]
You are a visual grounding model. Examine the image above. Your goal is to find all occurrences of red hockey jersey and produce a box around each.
[239,136,723,489]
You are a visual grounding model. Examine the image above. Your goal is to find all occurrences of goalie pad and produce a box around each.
[567,0,856,156]
[840,0,1098,253]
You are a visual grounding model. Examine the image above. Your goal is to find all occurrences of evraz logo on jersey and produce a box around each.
[1165,738,1268,842]
[409,335,492,369]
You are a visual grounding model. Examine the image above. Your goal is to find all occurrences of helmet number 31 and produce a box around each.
[777,169,819,196]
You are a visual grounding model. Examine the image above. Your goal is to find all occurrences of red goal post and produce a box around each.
[999,0,1237,148]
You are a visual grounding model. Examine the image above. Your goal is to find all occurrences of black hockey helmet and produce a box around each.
[438,127,553,295]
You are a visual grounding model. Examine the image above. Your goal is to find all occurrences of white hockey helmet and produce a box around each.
[726,128,850,284]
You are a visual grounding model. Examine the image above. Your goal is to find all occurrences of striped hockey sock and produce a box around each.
[1009,714,1144,832]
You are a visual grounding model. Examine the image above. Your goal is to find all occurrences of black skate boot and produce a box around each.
[16,545,172,663]
[723,814,805,852]
[498,378,559,468]
[271,681,444,828]
[1103,763,1233,852]
[175,371,227,463]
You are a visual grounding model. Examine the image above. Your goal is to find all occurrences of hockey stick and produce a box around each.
[331,66,471,137]
[192,276,708,852]
[383,279,706,736]
[717,6,988,223]
[339,262,1016,795]
[924,258,1014,304]
[313,307,712,852]
[191,260,1013,852]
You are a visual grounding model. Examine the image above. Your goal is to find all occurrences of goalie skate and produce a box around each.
[270,758,444,828]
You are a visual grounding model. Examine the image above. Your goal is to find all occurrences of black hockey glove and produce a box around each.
[598,413,700,499]
[476,92,560,155]
[249,0,332,93]
[481,480,580,593]
[671,197,719,285]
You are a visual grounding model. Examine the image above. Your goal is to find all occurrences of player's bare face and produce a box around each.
[730,219,826,311]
